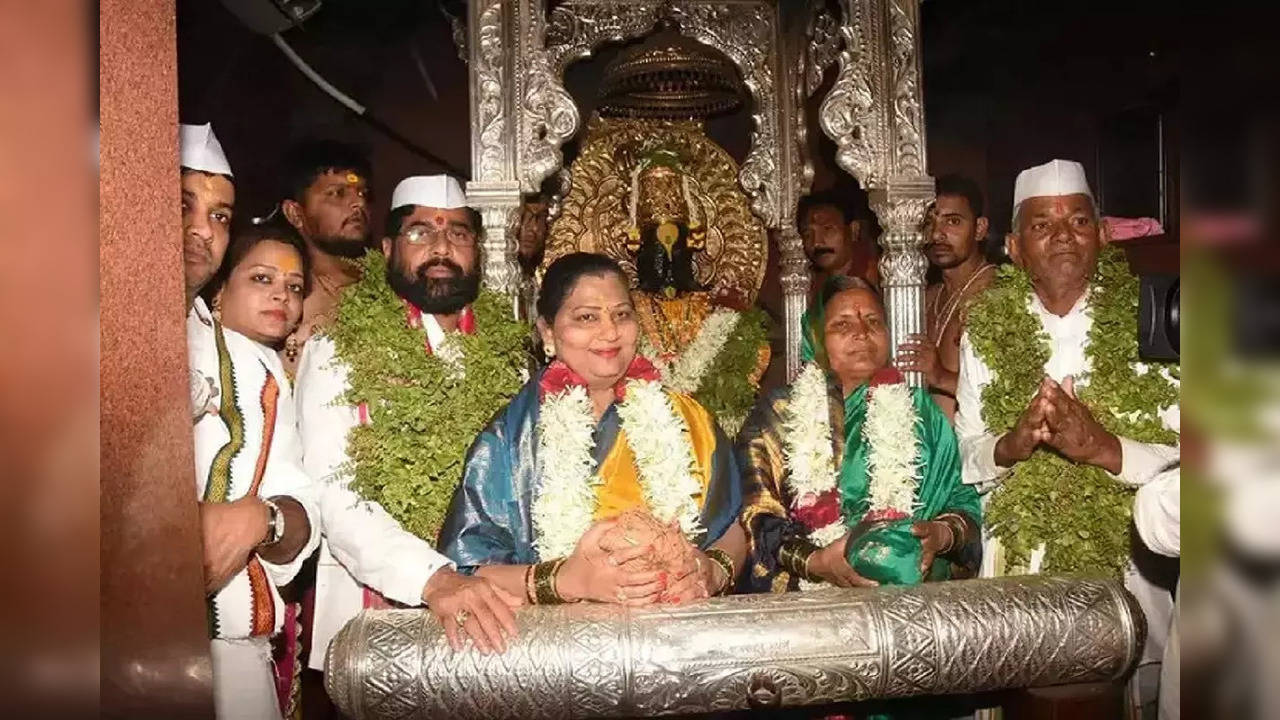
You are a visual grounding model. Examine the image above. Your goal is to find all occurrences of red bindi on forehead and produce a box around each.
[431,212,447,228]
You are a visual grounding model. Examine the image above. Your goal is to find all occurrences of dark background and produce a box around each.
[178,0,1179,243]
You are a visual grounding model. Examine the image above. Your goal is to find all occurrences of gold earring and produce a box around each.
[544,341,555,360]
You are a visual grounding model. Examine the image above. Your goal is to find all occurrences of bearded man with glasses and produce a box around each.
[293,175,530,695]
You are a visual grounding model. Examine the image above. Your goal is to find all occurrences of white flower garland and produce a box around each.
[531,386,600,561]
[781,364,922,588]
[781,364,844,555]
[642,308,741,395]
[862,382,922,517]
[532,379,705,560]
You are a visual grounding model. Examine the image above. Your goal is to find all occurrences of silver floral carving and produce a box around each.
[886,0,925,176]
[818,0,882,188]
[473,0,509,182]
[546,3,664,72]
[326,576,1146,720]
[544,2,783,230]
[806,7,841,97]
[521,48,581,193]
[671,3,781,229]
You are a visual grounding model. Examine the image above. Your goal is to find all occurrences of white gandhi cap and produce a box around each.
[1011,159,1093,224]
[179,123,233,176]
[390,175,468,211]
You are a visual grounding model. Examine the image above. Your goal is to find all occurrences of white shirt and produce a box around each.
[187,298,321,639]
[294,331,454,670]
[1134,467,1180,558]
[955,290,1180,494]
[953,288,1179,668]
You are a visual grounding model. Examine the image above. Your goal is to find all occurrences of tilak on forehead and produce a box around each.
[255,242,305,275]
[344,172,363,185]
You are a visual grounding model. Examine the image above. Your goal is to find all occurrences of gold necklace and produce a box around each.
[931,263,994,347]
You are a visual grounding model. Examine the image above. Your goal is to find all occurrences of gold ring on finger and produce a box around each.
[454,609,470,627]
[615,588,627,602]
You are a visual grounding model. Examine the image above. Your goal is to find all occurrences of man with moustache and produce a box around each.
[293,174,528,679]
[278,139,374,375]
[798,191,879,298]
[897,174,995,417]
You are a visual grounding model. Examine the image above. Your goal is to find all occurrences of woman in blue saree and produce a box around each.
[736,275,982,593]
[438,253,745,609]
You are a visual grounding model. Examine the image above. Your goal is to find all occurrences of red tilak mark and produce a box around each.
[431,213,447,228]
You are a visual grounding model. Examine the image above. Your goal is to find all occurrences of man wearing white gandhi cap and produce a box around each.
[954,159,1180,714]
[293,174,521,677]
[180,123,235,308]
[180,124,328,720]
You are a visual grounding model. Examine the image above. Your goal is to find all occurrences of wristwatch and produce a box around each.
[260,498,284,547]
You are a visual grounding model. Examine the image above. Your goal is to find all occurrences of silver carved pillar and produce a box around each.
[871,185,932,385]
[819,0,933,387]
[325,576,1146,720]
[466,0,525,300]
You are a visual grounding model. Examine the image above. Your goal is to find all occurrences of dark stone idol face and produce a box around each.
[634,222,703,298]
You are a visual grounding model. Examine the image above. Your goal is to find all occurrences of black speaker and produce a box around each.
[219,0,323,35]
[1139,274,1179,361]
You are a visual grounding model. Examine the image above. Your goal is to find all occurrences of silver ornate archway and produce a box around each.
[465,0,932,383]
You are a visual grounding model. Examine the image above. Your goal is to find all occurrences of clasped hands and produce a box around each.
[558,519,725,606]
[994,375,1121,473]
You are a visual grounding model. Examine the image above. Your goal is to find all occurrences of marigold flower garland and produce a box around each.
[532,374,704,560]
[782,365,922,587]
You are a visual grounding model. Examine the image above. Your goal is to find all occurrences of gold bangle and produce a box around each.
[533,558,566,605]
[524,564,538,605]
[705,548,735,595]
[779,539,820,581]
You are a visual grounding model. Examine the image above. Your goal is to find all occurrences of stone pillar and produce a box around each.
[101,0,216,716]
[869,184,932,387]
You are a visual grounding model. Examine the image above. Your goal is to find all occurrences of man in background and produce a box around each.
[897,174,995,417]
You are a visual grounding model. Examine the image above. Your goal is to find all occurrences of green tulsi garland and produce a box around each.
[327,251,530,542]
[692,307,770,436]
[966,245,1178,576]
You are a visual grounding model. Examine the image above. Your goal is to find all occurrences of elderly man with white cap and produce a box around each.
[293,174,528,680]
[955,159,1180,713]
[180,123,323,720]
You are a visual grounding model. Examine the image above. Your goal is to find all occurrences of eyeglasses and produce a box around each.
[400,224,477,248]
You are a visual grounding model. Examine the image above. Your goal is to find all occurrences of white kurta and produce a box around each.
[293,315,454,670]
[188,298,321,720]
[954,290,1179,667]
[188,298,321,637]
[1133,467,1180,720]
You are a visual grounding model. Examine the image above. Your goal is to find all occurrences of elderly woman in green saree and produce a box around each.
[736,276,981,592]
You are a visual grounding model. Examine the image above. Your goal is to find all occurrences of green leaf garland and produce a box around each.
[327,251,531,542]
[966,245,1178,575]
[691,307,770,435]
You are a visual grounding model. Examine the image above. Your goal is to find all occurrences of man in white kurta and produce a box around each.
[954,159,1179,705]
[181,123,322,720]
[295,174,517,671]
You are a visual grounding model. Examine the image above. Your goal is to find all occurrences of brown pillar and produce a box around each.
[101,0,216,717]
